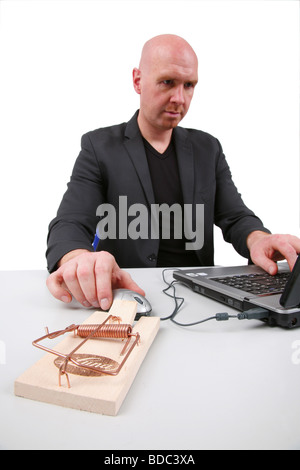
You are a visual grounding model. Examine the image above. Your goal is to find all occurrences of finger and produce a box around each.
[46,271,72,303]
[280,248,298,272]
[268,237,298,272]
[280,235,300,271]
[76,258,100,307]
[94,252,116,310]
[251,251,278,275]
[62,263,92,307]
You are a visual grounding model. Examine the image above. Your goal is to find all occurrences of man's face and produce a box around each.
[133,45,198,133]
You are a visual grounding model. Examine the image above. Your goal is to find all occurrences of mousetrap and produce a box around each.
[14,299,160,416]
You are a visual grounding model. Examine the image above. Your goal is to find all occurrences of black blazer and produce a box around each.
[46,111,269,272]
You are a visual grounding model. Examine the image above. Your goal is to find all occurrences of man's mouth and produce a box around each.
[164,110,182,117]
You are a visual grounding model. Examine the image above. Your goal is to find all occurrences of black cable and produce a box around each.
[160,269,184,321]
[161,268,269,327]
[161,268,225,326]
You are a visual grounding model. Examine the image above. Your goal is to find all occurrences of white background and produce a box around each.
[0,0,299,270]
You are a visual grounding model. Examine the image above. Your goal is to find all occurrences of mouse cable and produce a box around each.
[161,268,222,326]
[160,268,269,327]
[160,269,184,321]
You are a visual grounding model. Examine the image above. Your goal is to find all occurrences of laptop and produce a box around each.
[173,255,300,329]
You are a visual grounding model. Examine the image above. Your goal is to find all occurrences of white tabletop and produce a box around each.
[0,268,300,450]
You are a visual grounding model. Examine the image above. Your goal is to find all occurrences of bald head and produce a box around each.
[139,34,198,73]
[132,34,198,140]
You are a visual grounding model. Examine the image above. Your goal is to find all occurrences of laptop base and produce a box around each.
[173,270,300,329]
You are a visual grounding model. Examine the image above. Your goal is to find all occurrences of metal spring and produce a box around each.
[76,323,133,339]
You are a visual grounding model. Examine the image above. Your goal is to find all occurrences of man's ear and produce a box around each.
[132,68,142,94]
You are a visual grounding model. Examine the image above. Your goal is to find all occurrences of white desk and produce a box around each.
[0,268,300,450]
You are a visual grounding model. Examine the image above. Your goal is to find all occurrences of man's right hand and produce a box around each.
[46,249,145,310]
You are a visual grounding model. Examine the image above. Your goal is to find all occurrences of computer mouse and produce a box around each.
[112,288,152,320]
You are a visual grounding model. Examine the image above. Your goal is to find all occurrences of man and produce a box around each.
[46,34,300,310]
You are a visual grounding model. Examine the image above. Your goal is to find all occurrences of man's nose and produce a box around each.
[170,85,185,104]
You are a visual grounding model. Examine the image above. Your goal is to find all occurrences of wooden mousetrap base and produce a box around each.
[14,300,160,416]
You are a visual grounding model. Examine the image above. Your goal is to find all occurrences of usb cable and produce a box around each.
[215,308,269,322]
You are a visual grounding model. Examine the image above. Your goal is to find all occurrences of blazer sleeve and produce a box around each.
[213,139,271,259]
[46,133,106,272]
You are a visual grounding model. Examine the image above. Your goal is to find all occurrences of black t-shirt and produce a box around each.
[143,137,199,267]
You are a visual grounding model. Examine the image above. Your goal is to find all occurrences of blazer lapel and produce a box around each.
[124,112,156,207]
[173,126,195,206]
[124,112,195,208]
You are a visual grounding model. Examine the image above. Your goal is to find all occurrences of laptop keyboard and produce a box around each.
[211,272,290,296]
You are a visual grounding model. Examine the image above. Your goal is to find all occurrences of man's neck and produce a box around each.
[137,113,173,154]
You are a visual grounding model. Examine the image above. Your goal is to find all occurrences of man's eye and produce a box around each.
[162,80,173,85]
[184,82,194,89]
